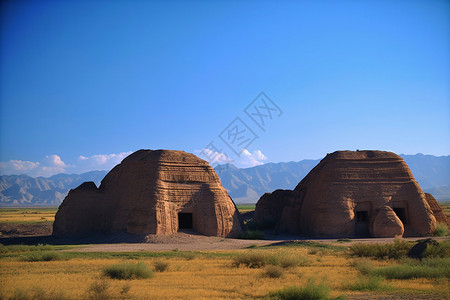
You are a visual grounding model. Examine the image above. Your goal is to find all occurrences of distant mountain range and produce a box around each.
[1,154,449,206]
[0,171,107,206]
[215,154,450,203]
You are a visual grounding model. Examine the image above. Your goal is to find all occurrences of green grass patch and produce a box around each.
[0,207,58,213]
[433,222,449,236]
[370,257,450,279]
[0,244,74,254]
[267,280,341,300]
[1,248,234,261]
[267,241,346,253]
[348,239,413,259]
[20,252,64,262]
[236,204,256,212]
[346,275,391,291]
[103,261,154,280]
[232,251,308,269]
[422,240,450,258]
[351,258,374,275]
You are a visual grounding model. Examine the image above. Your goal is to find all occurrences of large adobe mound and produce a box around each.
[53,150,243,237]
[255,150,438,238]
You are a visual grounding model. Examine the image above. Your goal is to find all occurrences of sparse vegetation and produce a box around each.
[232,252,269,268]
[347,275,391,291]
[8,287,68,300]
[236,204,256,213]
[232,251,307,269]
[433,222,449,236]
[0,207,57,224]
[87,280,111,300]
[153,260,169,272]
[267,280,332,300]
[20,252,63,262]
[0,244,70,254]
[422,240,450,258]
[351,258,374,275]
[348,239,413,259]
[263,265,284,278]
[103,262,154,280]
[370,257,450,279]
[0,240,447,299]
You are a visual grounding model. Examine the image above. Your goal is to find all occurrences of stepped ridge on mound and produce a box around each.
[53,149,242,237]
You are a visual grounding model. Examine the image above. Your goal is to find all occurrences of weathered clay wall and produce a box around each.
[53,150,242,237]
[257,150,437,238]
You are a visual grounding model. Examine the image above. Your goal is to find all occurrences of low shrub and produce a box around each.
[9,287,68,300]
[370,257,450,279]
[267,280,331,300]
[351,259,373,275]
[232,252,269,268]
[87,280,111,300]
[103,262,154,280]
[276,254,309,268]
[347,275,391,291]
[423,241,450,258]
[21,252,63,262]
[433,222,449,237]
[263,265,284,278]
[233,251,308,269]
[348,240,412,260]
[153,260,169,272]
[0,244,55,254]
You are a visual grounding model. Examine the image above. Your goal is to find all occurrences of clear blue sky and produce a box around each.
[1,0,449,176]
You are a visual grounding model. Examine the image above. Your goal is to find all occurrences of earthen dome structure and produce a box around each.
[53,150,242,237]
[254,150,439,238]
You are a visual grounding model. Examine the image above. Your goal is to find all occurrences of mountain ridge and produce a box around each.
[1,154,449,206]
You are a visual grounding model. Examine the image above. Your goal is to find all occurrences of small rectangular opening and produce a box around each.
[178,213,193,229]
[393,207,408,224]
[356,211,369,222]
[355,210,370,237]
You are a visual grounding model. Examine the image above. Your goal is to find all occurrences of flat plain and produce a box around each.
[0,204,449,299]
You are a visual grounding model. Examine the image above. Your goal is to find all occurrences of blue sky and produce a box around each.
[1,0,449,176]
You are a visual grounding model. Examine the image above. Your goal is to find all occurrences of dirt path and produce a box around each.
[67,232,450,252]
[71,233,277,252]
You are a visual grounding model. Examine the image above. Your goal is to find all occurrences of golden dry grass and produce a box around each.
[441,202,450,219]
[0,207,57,224]
[0,247,447,299]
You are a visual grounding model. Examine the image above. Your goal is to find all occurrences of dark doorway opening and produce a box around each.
[393,208,407,224]
[355,210,370,237]
[356,211,369,222]
[178,213,193,229]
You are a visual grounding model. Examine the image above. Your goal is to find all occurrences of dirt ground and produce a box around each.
[66,231,450,252]
[1,222,449,252]
[0,222,52,237]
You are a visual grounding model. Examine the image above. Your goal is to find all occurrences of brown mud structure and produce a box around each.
[53,150,242,237]
[255,150,446,238]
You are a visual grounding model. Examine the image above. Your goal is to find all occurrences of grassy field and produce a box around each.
[0,243,448,299]
[236,204,256,213]
[0,205,449,299]
[441,202,450,219]
[0,207,57,224]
